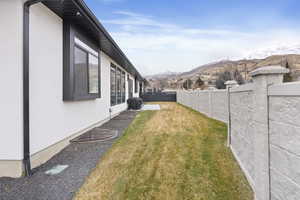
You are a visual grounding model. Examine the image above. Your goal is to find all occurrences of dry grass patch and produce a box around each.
[74,102,253,200]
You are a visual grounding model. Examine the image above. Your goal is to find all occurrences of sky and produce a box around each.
[85,0,300,75]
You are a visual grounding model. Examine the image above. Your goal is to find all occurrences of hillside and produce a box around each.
[146,54,300,89]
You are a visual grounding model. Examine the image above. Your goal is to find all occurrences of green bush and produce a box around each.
[127,98,143,110]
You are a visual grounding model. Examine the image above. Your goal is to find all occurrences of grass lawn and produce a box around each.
[75,102,253,200]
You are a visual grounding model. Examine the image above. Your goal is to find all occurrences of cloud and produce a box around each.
[103,11,178,29]
[103,11,300,75]
[98,0,125,4]
[113,11,148,18]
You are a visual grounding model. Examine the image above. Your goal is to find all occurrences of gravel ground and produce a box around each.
[0,111,137,200]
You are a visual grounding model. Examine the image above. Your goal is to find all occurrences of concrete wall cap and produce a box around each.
[250,66,289,77]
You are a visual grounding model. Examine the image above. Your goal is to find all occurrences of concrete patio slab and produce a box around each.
[141,104,161,111]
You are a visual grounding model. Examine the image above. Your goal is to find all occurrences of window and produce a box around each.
[116,68,122,104]
[63,24,101,101]
[134,77,138,93]
[74,38,99,95]
[139,82,143,94]
[111,63,126,106]
[111,65,116,106]
[121,72,126,103]
[73,46,99,96]
[74,46,88,97]
[128,76,133,98]
[88,54,99,94]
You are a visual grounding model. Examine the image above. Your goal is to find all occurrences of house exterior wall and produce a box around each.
[0,0,24,162]
[0,1,137,177]
[29,3,129,156]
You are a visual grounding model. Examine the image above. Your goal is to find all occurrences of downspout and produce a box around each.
[23,0,44,177]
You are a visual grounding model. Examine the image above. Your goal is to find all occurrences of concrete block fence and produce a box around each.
[177,66,300,200]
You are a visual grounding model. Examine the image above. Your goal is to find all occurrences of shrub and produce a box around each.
[216,71,232,89]
[283,61,293,82]
[183,79,193,90]
[216,70,244,89]
[127,98,143,110]
[195,76,204,89]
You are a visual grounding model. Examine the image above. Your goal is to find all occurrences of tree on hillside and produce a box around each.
[159,79,168,89]
[283,61,293,82]
[215,71,232,89]
[216,70,245,89]
[194,76,204,88]
[183,79,193,90]
[233,69,245,85]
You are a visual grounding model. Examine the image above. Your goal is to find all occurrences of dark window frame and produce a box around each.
[110,64,117,106]
[111,63,126,106]
[63,22,101,101]
[139,82,143,94]
[134,77,138,93]
[128,75,133,99]
[121,71,126,103]
[116,68,122,104]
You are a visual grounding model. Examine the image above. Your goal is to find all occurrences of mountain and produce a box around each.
[145,71,179,80]
[147,54,300,89]
[248,44,300,59]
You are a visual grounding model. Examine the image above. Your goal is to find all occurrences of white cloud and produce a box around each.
[98,0,124,4]
[103,11,300,75]
[103,11,178,29]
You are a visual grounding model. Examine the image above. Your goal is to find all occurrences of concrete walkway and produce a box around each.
[0,111,137,200]
[141,104,161,111]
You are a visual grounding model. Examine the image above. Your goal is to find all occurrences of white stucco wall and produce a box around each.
[0,0,24,160]
[0,0,141,177]
[29,3,131,155]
